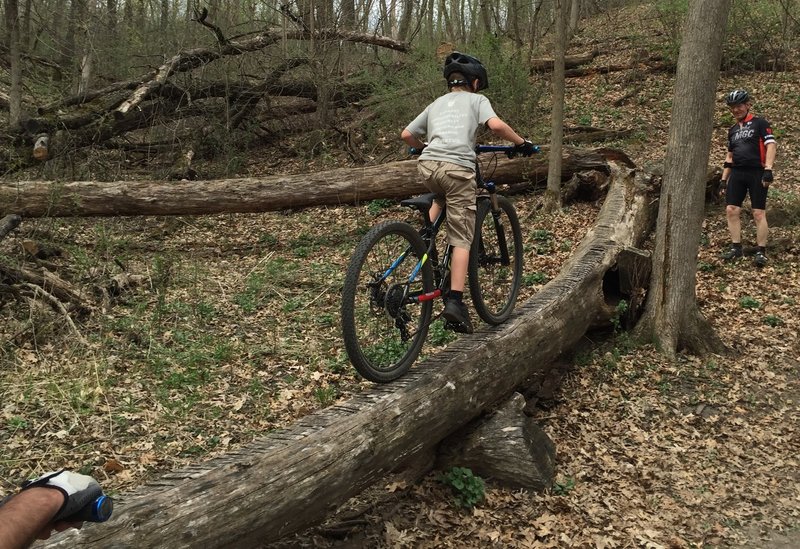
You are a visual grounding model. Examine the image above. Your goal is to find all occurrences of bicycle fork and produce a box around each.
[484,182,511,266]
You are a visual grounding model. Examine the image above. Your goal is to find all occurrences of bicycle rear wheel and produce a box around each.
[341,220,434,382]
[468,195,523,325]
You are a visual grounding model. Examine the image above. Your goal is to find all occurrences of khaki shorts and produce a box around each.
[418,160,477,250]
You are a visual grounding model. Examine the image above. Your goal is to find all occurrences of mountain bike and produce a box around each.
[341,144,539,383]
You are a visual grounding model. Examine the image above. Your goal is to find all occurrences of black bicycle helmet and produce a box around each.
[726,89,749,105]
[443,51,489,91]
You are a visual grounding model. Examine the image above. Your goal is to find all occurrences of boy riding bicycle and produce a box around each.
[401,51,535,333]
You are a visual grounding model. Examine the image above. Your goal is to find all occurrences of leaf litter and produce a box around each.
[1,4,799,548]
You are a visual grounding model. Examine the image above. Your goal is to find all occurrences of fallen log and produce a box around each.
[2,29,408,175]
[41,163,659,548]
[0,263,91,315]
[565,126,634,143]
[2,147,624,218]
[529,49,599,72]
[565,60,673,78]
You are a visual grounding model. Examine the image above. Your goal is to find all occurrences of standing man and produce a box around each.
[719,89,777,267]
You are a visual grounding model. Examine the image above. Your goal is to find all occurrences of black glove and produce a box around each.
[762,169,773,185]
[21,470,103,522]
[718,180,727,195]
[511,140,539,157]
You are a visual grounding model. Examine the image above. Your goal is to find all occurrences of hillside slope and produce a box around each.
[1,4,798,549]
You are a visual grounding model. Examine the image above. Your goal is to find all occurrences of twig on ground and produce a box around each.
[22,283,88,345]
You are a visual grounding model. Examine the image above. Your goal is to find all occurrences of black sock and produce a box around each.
[757,246,766,254]
[731,242,742,249]
[449,290,463,303]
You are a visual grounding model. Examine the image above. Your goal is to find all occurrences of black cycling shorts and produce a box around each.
[726,168,768,210]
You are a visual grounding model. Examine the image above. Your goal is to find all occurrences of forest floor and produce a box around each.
[1,4,799,549]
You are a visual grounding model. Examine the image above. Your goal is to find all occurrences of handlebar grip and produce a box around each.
[64,495,114,523]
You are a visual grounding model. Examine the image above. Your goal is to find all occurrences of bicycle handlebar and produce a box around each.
[477,144,541,158]
[66,495,114,523]
[408,144,541,158]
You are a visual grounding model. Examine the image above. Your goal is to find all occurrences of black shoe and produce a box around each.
[753,251,768,267]
[443,300,474,334]
[720,245,743,261]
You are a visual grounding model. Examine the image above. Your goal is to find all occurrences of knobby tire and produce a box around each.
[468,195,523,325]
[341,221,434,383]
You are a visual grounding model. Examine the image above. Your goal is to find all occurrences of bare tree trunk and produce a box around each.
[5,0,23,127]
[397,0,413,40]
[78,25,92,96]
[341,0,356,29]
[509,0,522,46]
[161,0,169,32]
[439,0,454,41]
[568,0,581,35]
[634,0,731,358]
[544,0,567,212]
[59,0,83,80]
[479,0,492,34]
[21,0,32,51]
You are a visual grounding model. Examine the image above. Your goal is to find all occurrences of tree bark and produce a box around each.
[568,0,581,36]
[633,0,730,358]
[544,0,568,212]
[437,393,557,491]
[5,0,23,127]
[2,148,620,218]
[39,164,660,548]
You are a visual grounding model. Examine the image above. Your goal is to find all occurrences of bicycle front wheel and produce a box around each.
[341,221,434,383]
[468,195,523,325]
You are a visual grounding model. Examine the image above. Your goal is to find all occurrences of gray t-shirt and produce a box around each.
[405,91,498,170]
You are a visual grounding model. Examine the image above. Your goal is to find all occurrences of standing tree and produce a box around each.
[544,0,568,211]
[634,0,731,358]
[5,0,23,127]
[568,0,581,36]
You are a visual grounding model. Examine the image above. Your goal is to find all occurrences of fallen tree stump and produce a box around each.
[0,214,21,242]
[40,163,659,548]
[437,392,556,491]
[1,147,623,218]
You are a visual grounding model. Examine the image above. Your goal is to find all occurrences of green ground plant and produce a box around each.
[439,466,485,509]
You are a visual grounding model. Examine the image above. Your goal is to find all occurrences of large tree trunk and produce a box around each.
[633,0,730,358]
[40,163,659,548]
[1,148,622,218]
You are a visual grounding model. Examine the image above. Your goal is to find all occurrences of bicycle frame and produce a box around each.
[372,203,452,308]
[379,144,524,308]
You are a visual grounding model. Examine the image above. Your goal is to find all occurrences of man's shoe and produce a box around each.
[443,300,474,334]
[720,245,743,261]
[753,251,768,267]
